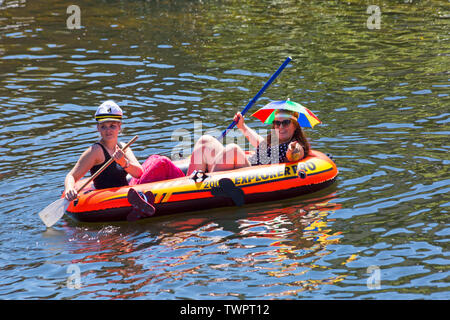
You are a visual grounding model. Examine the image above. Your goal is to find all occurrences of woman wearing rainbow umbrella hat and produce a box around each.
[187,99,321,174]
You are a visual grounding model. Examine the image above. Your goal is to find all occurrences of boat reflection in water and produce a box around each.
[60,186,347,299]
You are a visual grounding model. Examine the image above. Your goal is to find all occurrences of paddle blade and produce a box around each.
[38,198,70,228]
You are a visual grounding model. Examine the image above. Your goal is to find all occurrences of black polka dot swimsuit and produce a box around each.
[248,141,292,165]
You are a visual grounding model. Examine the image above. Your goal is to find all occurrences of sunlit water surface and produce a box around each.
[0,0,448,299]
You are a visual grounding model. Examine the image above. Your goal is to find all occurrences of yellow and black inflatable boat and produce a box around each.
[65,150,338,223]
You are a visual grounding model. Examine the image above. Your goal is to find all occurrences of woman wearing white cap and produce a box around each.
[64,101,143,198]
[63,101,184,218]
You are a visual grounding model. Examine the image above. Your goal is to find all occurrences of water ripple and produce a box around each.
[0,0,448,300]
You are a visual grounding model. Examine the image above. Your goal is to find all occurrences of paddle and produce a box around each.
[219,56,292,139]
[38,135,139,228]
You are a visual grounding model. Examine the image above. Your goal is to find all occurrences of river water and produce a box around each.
[0,0,448,300]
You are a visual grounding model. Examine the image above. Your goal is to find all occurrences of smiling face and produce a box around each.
[272,112,297,144]
[97,120,121,142]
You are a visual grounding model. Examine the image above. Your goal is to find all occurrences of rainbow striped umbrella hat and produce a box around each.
[251,99,321,128]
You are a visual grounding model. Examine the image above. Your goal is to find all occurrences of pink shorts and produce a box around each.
[129,155,185,185]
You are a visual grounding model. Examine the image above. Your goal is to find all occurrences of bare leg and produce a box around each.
[211,143,250,172]
[187,135,225,175]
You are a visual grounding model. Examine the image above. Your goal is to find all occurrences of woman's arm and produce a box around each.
[234,112,264,148]
[114,144,143,179]
[64,146,98,201]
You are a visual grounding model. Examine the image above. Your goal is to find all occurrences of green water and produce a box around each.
[0,0,448,299]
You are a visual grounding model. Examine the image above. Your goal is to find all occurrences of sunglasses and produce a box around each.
[273,119,292,128]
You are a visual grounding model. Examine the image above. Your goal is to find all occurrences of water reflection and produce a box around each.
[0,0,448,300]
[57,190,348,299]
[236,197,346,298]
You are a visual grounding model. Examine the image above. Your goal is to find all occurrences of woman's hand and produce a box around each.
[234,112,245,130]
[286,141,304,162]
[112,145,129,168]
[65,187,78,201]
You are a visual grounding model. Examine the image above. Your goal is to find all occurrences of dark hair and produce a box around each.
[266,111,310,156]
